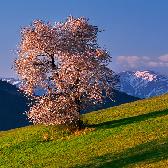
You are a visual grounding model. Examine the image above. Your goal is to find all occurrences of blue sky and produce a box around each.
[0,0,168,77]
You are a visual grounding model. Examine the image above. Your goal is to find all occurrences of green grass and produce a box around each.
[0,94,168,168]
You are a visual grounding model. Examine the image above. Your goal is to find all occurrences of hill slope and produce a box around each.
[0,94,168,167]
[0,80,30,130]
[83,89,140,113]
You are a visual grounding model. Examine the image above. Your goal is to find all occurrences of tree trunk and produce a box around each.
[50,54,56,69]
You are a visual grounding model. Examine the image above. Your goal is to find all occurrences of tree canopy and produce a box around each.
[14,16,118,126]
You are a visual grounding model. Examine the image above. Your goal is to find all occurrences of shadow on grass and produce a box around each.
[88,109,168,130]
[75,138,168,168]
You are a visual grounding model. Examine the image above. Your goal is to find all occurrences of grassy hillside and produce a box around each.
[0,94,168,167]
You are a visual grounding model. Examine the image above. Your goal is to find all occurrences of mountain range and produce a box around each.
[0,78,138,130]
[1,70,168,99]
[119,70,168,98]
[1,70,168,130]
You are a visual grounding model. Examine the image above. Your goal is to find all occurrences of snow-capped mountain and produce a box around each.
[1,70,168,99]
[0,78,44,96]
[119,70,168,98]
[0,77,21,88]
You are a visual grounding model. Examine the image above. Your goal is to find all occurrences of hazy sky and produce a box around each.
[0,0,168,77]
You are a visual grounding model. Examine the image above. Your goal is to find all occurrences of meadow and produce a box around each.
[0,94,168,167]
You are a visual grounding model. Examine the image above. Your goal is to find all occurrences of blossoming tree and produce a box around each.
[14,16,118,127]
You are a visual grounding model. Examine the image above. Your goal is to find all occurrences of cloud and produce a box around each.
[117,56,140,68]
[115,54,168,73]
[159,54,168,62]
[147,61,159,67]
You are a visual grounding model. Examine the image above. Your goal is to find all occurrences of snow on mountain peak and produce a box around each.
[134,71,157,82]
[1,70,168,99]
[0,78,21,87]
[119,70,168,98]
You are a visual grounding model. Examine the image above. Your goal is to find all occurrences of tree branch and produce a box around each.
[50,54,56,69]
